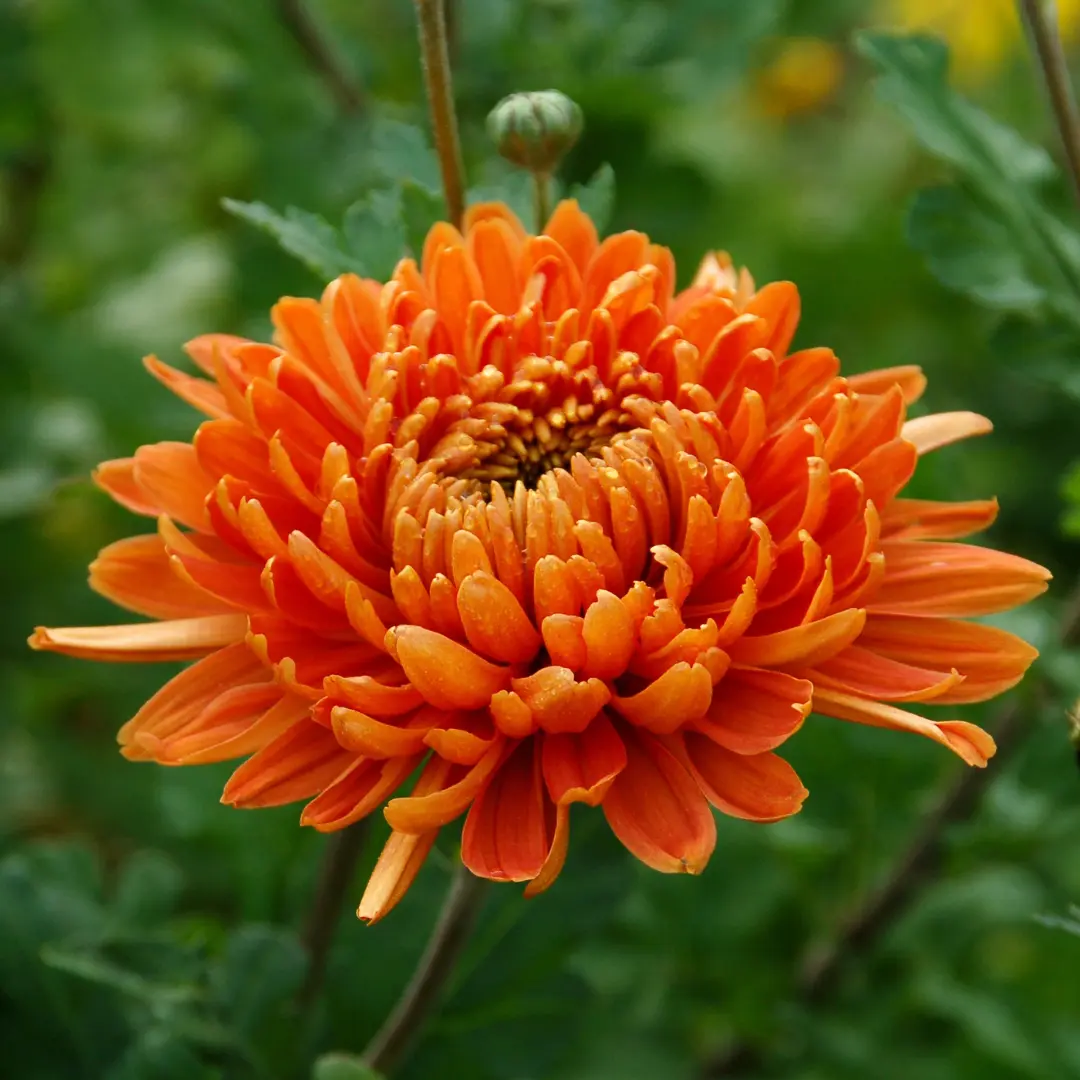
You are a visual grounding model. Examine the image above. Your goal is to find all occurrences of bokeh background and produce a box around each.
[4,1,1080,1077]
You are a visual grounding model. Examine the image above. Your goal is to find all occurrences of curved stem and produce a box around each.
[413,0,467,227]
[363,862,488,1075]
[298,820,372,1009]
[1019,0,1080,210]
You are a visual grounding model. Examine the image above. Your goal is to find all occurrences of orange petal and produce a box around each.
[29,614,248,662]
[611,662,713,734]
[847,365,926,404]
[692,667,811,755]
[423,711,498,765]
[807,645,962,703]
[682,734,807,822]
[542,712,627,806]
[601,724,716,874]
[382,737,506,832]
[523,802,571,898]
[457,571,542,663]
[301,753,419,832]
[870,541,1051,617]
[157,691,311,766]
[89,534,234,619]
[221,718,354,807]
[356,755,456,924]
[116,641,267,749]
[728,607,865,668]
[323,673,422,717]
[901,411,992,455]
[511,666,611,735]
[330,706,433,758]
[581,590,636,680]
[857,614,1038,705]
[133,442,215,532]
[462,740,550,882]
[812,687,996,766]
[881,497,999,541]
[386,625,511,710]
[94,457,158,517]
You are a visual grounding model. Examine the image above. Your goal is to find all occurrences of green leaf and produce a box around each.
[210,925,305,1036]
[312,1053,385,1080]
[1062,462,1080,537]
[222,199,363,280]
[857,30,1080,327]
[571,163,616,234]
[907,186,1046,312]
[855,32,1054,186]
[110,851,183,928]
[343,187,407,281]
[40,944,201,1007]
[400,179,446,258]
[367,116,441,191]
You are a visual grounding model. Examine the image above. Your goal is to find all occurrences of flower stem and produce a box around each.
[532,171,553,231]
[1018,0,1080,209]
[277,0,365,114]
[363,861,488,1075]
[413,0,467,228]
[298,820,371,1009]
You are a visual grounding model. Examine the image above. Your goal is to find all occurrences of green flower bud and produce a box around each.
[487,90,584,173]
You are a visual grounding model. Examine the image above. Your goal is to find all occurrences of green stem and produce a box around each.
[363,862,488,1075]
[1019,0,1080,210]
[413,0,467,227]
[532,172,552,231]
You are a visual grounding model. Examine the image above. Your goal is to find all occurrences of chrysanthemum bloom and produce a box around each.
[32,202,1049,920]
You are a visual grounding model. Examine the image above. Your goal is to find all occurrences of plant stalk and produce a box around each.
[298,820,371,1009]
[1019,0,1080,209]
[413,0,467,227]
[532,172,553,231]
[363,862,488,1075]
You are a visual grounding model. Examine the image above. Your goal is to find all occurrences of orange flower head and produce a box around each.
[31,201,1050,920]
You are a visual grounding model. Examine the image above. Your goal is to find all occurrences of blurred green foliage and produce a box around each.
[3,1,1080,1078]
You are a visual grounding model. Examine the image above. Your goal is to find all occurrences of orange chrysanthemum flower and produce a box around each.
[32,202,1050,920]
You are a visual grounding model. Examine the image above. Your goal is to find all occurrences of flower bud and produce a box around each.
[487,90,583,173]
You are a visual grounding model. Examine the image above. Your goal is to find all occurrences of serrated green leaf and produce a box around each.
[400,179,446,258]
[222,199,363,280]
[312,1053,384,1080]
[367,116,441,191]
[343,187,406,281]
[907,186,1046,312]
[855,32,1054,186]
[571,163,616,234]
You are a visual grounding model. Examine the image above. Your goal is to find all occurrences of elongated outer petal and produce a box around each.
[29,615,248,662]
[806,645,962,703]
[301,753,419,831]
[611,662,713,734]
[523,803,571,898]
[386,625,511,709]
[870,541,1050,617]
[602,724,716,874]
[692,668,812,755]
[358,757,456,924]
[682,733,807,822]
[383,737,506,832]
[901,411,992,455]
[463,740,551,882]
[330,706,432,758]
[90,534,235,620]
[728,608,865,668]
[457,570,542,663]
[857,613,1038,705]
[222,718,354,807]
[813,686,996,766]
[542,712,627,806]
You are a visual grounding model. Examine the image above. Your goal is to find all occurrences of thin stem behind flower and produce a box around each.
[277,0,365,114]
[1018,0,1080,209]
[363,862,489,1075]
[413,0,467,227]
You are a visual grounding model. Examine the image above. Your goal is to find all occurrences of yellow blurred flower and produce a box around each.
[754,37,845,119]
[889,0,1080,81]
